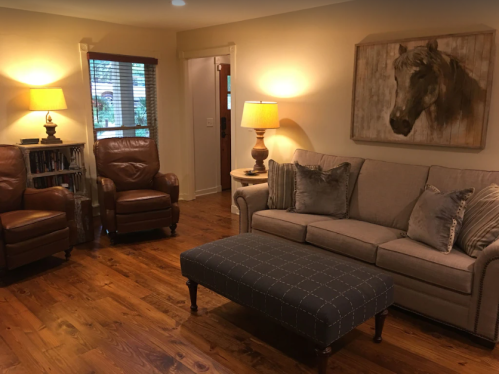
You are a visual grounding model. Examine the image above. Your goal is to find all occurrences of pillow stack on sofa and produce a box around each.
[267,159,499,259]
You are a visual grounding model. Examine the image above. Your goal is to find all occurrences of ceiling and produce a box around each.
[0,0,352,31]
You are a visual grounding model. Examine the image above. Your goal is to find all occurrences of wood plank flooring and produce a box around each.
[0,191,498,373]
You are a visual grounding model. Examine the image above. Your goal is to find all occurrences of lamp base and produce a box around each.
[42,123,63,144]
[251,129,269,174]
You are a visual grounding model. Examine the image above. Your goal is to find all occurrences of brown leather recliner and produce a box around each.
[93,137,179,243]
[0,145,76,270]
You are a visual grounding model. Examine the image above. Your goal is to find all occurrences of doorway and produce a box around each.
[219,62,231,190]
[189,55,232,197]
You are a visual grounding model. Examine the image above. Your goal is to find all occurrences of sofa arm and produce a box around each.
[470,239,499,342]
[234,183,269,233]
[97,177,117,233]
[24,187,77,246]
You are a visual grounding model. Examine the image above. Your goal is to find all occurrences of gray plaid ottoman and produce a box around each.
[180,234,394,374]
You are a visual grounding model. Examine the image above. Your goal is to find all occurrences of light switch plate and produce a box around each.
[207,118,214,127]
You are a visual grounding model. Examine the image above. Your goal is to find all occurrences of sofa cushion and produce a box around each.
[116,190,171,214]
[292,162,350,217]
[349,160,429,231]
[0,210,67,244]
[292,149,365,202]
[252,210,335,243]
[407,185,474,253]
[427,165,499,194]
[377,238,475,294]
[306,219,404,264]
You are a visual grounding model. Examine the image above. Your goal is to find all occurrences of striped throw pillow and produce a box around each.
[267,160,320,210]
[457,184,499,258]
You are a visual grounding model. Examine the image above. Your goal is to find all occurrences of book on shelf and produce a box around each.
[32,173,82,194]
[29,149,71,174]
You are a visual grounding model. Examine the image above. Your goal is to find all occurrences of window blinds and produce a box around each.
[88,52,158,142]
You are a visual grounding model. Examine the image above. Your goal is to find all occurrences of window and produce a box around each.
[87,52,158,141]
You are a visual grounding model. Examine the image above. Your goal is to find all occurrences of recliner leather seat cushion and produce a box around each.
[306,219,404,264]
[376,238,475,294]
[116,190,171,214]
[252,210,336,243]
[0,210,67,244]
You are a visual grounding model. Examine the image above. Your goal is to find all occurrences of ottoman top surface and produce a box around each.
[180,233,394,346]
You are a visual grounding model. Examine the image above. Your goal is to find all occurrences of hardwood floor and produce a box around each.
[0,191,498,373]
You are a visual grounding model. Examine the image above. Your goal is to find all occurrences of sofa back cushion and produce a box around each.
[0,145,26,213]
[94,137,160,192]
[292,149,364,201]
[427,166,499,193]
[349,160,429,231]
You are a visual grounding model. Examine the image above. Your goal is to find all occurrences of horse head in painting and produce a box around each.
[389,39,481,137]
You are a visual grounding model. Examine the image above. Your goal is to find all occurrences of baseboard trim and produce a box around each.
[195,186,222,197]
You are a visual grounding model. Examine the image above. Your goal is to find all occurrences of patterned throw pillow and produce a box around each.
[457,184,499,258]
[408,185,474,253]
[290,162,351,218]
[267,160,320,210]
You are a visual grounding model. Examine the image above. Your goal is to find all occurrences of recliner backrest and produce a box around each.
[0,145,26,213]
[94,137,160,192]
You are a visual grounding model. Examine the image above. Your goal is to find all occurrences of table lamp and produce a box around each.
[241,101,279,173]
[29,88,67,144]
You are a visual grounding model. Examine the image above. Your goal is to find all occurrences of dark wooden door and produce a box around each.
[219,64,232,191]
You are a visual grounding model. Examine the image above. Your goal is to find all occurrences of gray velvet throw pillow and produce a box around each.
[407,184,475,253]
[291,162,351,217]
[267,160,321,210]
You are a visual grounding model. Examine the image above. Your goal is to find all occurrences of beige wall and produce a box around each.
[177,0,499,178]
[0,7,180,202]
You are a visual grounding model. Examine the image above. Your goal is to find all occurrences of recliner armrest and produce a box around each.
[234,183,269,234]
[154,172,179,204]
[24,187,75,219]
[470,239,499,342]
[23,187,77,246]
[97,177,116,210]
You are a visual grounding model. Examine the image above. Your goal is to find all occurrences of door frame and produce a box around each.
[179,45,237,210]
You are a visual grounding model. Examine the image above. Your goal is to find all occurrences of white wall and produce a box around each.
[177,0,499,185]
[0,7,180,205]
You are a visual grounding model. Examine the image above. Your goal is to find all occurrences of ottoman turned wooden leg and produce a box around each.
[374,309,389,343]
[316,346,332,374]
[186,280,198,312]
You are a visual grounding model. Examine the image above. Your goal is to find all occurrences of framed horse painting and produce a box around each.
[351,30,495,148]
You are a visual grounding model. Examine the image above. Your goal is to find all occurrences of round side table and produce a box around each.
[230,168,268,187]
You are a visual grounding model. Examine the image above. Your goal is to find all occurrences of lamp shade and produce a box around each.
[241,101,279,129]
[29,88,67,111]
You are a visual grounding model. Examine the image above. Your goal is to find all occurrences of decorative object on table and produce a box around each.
[29,87,67,144]
[230,168,268,187]
[267,159,321,210]
[290,162,351,217]
[19,138,39,145]
[407,184,474,253]
[241,101,279,173]
[458,183,499,258]
[244,169,258,176]
[351,30,495,149]
[180,234,394,374]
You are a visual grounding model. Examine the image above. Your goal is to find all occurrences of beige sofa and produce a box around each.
[234,149,499,344]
